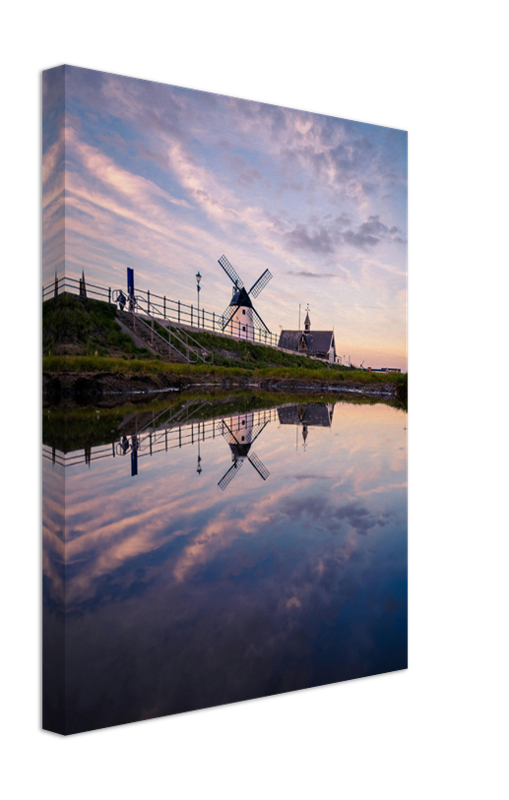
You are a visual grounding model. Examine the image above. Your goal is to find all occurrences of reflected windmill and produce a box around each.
[217,412,270,490]
[218,255,272,340]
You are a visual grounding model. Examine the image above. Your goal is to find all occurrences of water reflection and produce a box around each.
[43,396,407,734]
[218,413,270,490]
[278,402,334,448]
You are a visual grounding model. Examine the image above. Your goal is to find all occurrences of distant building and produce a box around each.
[278,310,336,363]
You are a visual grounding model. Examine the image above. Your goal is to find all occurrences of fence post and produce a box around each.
[191,305,193,327]
[213,312,215,331]
[178,300,180,323]
[202,308,204,329]
[147,289,150,314]
[108,287,111,304]
[164,296,166,319]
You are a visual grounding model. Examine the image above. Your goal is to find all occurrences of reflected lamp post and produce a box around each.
[196,271,201,327]
[196,432,202,475]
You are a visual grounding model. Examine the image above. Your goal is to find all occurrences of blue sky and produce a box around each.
[43,66,407,368]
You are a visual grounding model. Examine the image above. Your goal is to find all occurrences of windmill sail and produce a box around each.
[249,419,269,444]
[219,419,239,444]
[218,460,243,491]
[251,307,271,333]
[221,304,238,330]
[218,255,244,289]
[249,269,272,298]
[247,452,270,481]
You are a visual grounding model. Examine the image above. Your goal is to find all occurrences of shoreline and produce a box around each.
[43,369,406,407]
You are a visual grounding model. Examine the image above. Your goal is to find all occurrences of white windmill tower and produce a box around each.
[226,411,255,449]
[217,255,273,341]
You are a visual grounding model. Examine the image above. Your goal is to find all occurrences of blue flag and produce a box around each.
[127,268,134,300]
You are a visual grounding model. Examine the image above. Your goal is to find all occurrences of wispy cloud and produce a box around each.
[43,66,407,369]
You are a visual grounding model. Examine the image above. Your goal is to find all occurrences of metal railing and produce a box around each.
[42,407,279,470]
[43,274,281,349]
[123,295,214,364]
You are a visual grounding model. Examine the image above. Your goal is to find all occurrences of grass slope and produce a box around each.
[43,293,153,359]
[42,294,407,394]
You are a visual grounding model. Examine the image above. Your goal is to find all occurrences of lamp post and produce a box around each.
[196,271,201,327]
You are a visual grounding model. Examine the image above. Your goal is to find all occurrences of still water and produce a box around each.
[43,395,407,734]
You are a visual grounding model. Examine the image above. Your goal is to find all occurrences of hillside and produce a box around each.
[42,294,407,404]
[43,293,153,360]
[42,292,349,373]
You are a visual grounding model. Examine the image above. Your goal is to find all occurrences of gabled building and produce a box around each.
[278,310,336,362]
[277,402,334,448]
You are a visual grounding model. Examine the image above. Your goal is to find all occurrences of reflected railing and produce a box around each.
[42,407,279,470]
[43,402,336,485]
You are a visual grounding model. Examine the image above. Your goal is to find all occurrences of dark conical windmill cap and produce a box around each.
[230,287,253,308]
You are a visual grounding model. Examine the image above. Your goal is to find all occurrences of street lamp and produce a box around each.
[196,271,201,326]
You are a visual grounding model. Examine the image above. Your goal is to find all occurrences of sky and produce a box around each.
[43,66,407,369]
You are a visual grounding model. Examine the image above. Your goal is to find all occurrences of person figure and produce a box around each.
[117,290,126,311]
[121,435,130,453]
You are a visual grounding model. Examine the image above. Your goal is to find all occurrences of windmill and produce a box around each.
[217,255,273,340]
[217,412,270,491]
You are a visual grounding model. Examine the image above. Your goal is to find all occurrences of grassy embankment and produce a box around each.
[43,387,406,452]
[43,293,407,393]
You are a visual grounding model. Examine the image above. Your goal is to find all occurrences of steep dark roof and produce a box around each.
[278,330,335,354]
[303,331,334,354]
[278,330,305,350]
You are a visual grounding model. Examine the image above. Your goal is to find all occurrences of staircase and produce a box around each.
[118,308,213,365]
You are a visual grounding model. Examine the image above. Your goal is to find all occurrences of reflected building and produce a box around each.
[277,403,334,448]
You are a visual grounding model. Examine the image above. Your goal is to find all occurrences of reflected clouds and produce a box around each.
[47,402,407,605]
[43,399,407,733]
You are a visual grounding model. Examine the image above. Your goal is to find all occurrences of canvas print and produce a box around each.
[42,66,407,735]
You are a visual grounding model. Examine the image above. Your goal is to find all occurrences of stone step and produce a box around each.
[116,312,186,362]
